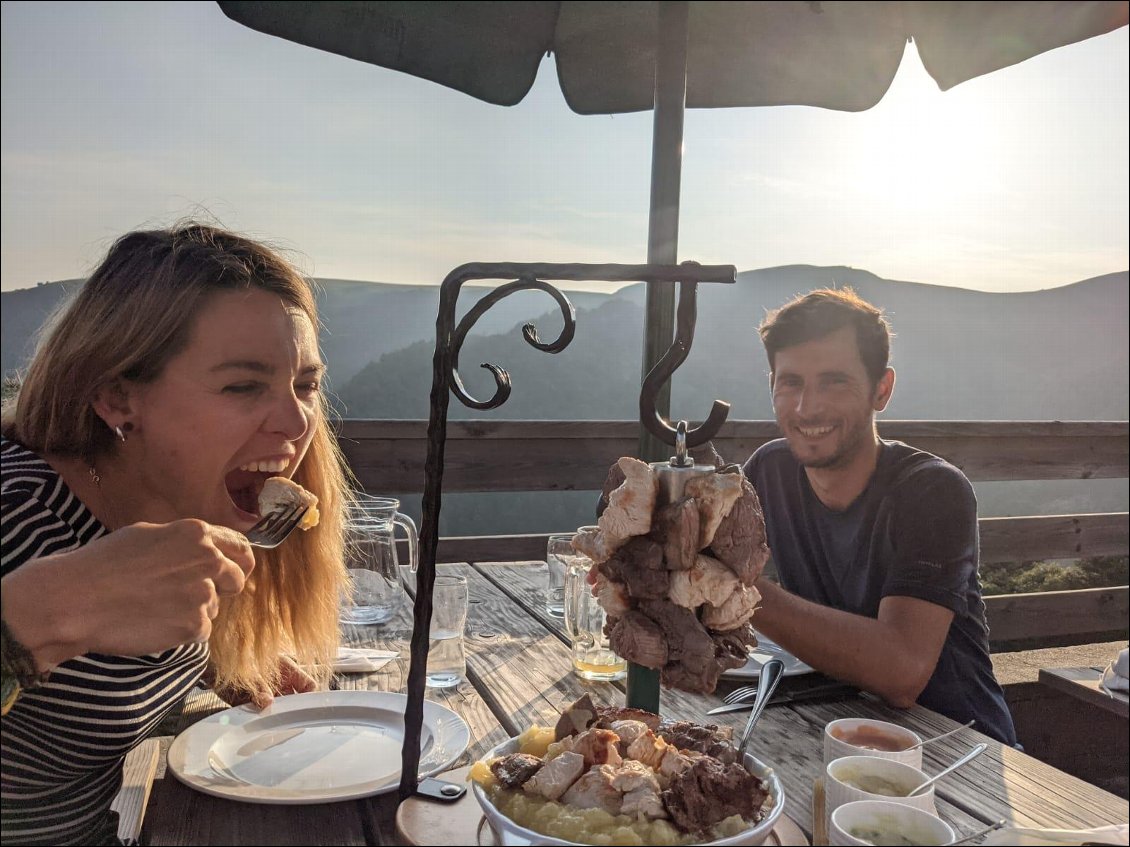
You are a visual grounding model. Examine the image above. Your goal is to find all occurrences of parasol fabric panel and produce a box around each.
[217,1,1128,114]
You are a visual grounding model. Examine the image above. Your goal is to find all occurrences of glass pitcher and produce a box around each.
[340,495,418,625]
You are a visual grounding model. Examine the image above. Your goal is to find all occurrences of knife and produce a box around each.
[706,683,858,715]
[708,701,775,715]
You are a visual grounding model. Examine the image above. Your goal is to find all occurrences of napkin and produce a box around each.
[1100,647,1129,694]
[982,824,1129,845]
[333,647,399,673]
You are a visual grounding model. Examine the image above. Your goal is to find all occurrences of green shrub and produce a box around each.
[981,555,1129,596]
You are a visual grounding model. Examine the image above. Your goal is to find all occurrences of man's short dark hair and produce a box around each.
[759,287,892,385]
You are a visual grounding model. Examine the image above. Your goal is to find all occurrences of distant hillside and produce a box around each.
[6,267,1126,424]
[336,267,1130,423]
[1,280,85,379]
[1,277,614,391]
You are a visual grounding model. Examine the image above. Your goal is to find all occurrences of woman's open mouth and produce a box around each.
[224,468,276,517]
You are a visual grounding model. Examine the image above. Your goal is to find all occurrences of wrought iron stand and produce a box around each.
[399,261,736,800]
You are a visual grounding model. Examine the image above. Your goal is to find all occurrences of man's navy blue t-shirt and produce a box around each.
[743,438,1017,746]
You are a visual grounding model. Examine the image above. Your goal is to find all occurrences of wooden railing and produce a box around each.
[334,419,1129,649]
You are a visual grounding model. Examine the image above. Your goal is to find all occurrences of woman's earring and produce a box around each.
[114,425,127,443]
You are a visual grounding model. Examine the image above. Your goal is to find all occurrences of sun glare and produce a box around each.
[839,43,1006,216]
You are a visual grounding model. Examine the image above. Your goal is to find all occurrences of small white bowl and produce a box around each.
[830,799,955,846]
[472,735,785,846]
[825,755,936,824]
[824,718,923,769]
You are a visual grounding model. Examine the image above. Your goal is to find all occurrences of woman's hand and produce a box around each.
[210,655,318,710]
[1,519,256,672]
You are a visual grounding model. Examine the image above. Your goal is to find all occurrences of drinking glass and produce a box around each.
[564,527,626,681]
[545,534,573,618]
[426,574,468,688]
[340,496,418,625]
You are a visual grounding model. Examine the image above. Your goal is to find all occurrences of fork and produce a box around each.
[244,504,309,548]
[722,684,760,705]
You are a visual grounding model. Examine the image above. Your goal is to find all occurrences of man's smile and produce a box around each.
[795,424,835,438]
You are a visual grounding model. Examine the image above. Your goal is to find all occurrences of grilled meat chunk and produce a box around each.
[668,554,739,609]
[608,610,668,670]
[662,756,768,833]
[655,719,737,765]
[708,476,770,585]
[637,600,714,665]
[577,458,657,564]
[571,728,623,768]
[554,693,598,740]
[661,661,727,697]
[522,750,585,801]
[712,623,759,674]
[701,583,760,631]
[612,760,667,820]
[650,497,700,571]
[489,753,544,789]
[593,707,661,731]
[683,472,744,549]
[561,764,623,815]
[600,536,668,600]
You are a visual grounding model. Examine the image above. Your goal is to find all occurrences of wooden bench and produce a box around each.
[992,642,1129,798]
[1038,666,1130,719]
[336,418,1129,649]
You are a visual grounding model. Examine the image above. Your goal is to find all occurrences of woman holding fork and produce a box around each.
[0,222,350,845]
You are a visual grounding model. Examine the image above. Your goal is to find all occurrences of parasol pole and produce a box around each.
[631,0,689,714]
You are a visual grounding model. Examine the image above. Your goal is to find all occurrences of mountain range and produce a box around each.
[5,265,1125,534]
[5,266,1127,421]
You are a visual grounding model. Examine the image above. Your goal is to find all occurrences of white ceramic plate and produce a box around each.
[722,634,814,680]
[167,690,470,804]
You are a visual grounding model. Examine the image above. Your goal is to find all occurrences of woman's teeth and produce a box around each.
[238,459,290,473]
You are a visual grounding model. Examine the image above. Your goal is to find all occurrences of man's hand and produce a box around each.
[2,520,256,671]
[752,578,953,708]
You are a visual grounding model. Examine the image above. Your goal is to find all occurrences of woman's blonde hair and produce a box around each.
[2,222,348,698]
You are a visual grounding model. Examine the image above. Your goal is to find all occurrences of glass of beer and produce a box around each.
[564,527,626,681]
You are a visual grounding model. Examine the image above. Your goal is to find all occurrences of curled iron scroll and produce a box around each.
[639,280,730,449]
[448,277,576,410]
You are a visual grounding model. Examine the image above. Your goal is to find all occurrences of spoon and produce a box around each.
[949,819,1007,845]
[907,742,989,797]
[907,719,975,751]
[736,658,785,758]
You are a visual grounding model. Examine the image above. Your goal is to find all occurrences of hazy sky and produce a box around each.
[2,2,1127,293]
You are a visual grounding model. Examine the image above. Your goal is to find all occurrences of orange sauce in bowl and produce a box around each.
[831,725,913,752]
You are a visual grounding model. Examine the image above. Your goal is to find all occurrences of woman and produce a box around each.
[1,223,349,845]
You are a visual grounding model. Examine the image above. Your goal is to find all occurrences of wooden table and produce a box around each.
[141,562,1130,845]
[1039,666,1130,719]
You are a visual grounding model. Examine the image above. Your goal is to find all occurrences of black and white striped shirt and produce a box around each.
[1,438,208,845]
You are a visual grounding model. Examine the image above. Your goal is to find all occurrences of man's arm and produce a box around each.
[752,578,953,708]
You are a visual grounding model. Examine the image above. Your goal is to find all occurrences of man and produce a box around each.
[743,287,1017,745]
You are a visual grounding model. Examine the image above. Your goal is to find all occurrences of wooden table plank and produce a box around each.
[474,558,566,641]
[1039,667,1130,719]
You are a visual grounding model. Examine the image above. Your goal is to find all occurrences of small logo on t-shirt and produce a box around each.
[916,559,945,569]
